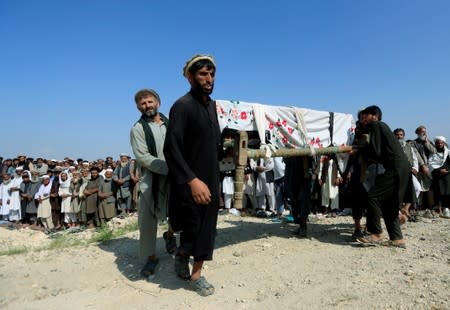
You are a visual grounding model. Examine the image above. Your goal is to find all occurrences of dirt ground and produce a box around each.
[0,212,449,310]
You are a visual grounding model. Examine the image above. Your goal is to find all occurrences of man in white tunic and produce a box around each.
[9,166,24,221]
[35,175,54,232]
[318,155,342,216]
[0,173,13,221]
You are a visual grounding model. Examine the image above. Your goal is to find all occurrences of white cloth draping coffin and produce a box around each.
[216,100,355,149]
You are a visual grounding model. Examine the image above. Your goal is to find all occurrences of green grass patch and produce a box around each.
[0,219,140,256]
[90,221,139,243]
[46,234,85,250]
[90,225,115,243]
[0,246,28,256]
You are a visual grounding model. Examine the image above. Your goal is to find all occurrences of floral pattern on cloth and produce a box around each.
[217,100,255,129]
[216,100,355,150]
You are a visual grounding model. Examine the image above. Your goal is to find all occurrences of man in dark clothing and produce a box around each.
[50,168,62,229]
[284,156,313,237]
[83,166,102,228]
[357,105,412,248]
[164,54,221,296]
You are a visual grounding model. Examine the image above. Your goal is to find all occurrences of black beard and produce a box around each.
[192,79,213,95]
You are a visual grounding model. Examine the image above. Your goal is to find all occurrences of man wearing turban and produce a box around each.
[164,54,221,296]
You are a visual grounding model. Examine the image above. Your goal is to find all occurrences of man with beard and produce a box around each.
[113,153,133,218]
[130,88,176,278]
[393,128,420,221]
[357,106,412,248]
[17,154,27,169]
[33,158,48,177]
[98,168,117,225]
[412,125,436,209]
[428,136,450,217]
[83,166,102,228]
[20,170,40,226]
[163,54,221,296]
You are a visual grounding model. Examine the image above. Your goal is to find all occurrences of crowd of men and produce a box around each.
[0,154,140,231]
[1,122,448,239]
[2,54,450,297]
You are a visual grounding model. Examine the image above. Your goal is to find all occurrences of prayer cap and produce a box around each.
[16,166,24,170]
[120,153,130,157]
[41,175,50,179]
[105,168,114,172]
[435,136,446,143]
[183,54,215,77]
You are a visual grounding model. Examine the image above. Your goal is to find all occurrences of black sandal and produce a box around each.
[140,258,159,277]
[174,255,190,280]
[163,232,177,254]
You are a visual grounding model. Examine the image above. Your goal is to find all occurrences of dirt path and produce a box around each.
[0,213,449,309]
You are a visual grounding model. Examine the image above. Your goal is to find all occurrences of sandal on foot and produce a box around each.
[140,258,159,277]
[351,229,367,241]
[163,232,177,255]
[190,276,215,296]
[381,240,406,249]
[356,235,384,247]
[175,255,190,280]
[293,227,307,238]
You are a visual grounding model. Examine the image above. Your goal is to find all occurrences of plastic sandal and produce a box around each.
[190,276,215,296]
[356,235,384,247]
[284,215,294,223]
[381,240,406,249]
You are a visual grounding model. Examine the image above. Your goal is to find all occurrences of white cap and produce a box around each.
[435,136,446,143]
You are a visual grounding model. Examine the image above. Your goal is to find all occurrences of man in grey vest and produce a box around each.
[130,89,176,277]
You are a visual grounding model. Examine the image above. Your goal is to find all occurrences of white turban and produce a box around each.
[435,136,446,143]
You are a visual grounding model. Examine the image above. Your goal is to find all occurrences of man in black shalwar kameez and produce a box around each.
[358,105,412,248]
[164,54,221,296]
